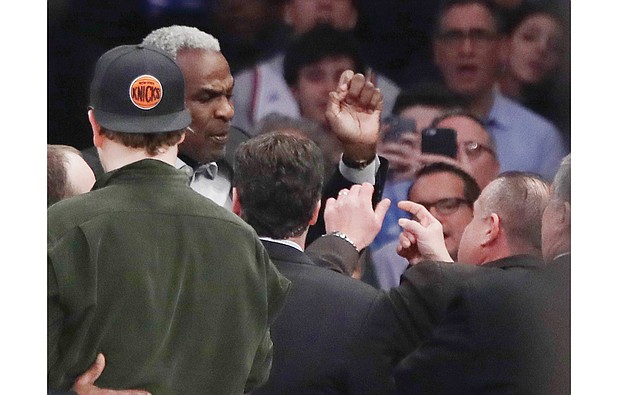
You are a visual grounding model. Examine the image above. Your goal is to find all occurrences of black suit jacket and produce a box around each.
[354,255,544,394]
[252,240,383,394]
[393,254,569,394]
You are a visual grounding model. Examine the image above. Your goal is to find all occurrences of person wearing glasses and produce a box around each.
[430,109,500,189]
[371,162,480,289]
[432,0,567,181]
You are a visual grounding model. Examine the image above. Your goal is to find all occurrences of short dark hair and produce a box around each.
[504,2,568,36]
[283,24,365,87]
[433,0,506,36]
[411,161,481,205]
[99,128,185,156]
[392,83,466,116]
[234,131,324,239]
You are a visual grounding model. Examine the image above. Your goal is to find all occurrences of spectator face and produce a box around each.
[291,56,356,125]
[175,49,234,163]
[435,115,499,189]
[399,105,445,132]
[507,13,564,84]
[434,3,504,98]
[284,0,358,34]
[409,171,473,260]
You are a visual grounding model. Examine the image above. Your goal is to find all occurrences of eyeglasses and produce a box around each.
[436,28,499,46]
[460,141,496,159]
[416,198,471,216]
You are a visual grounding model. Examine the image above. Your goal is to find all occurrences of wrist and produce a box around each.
[323,231,359,253]
[342,143,376,169]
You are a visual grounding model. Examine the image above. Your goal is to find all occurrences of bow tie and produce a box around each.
[193,162,218,180]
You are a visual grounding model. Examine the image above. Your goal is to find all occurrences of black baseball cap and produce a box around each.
[89,44,191,134]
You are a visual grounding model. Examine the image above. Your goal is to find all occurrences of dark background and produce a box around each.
[48,0,569,150]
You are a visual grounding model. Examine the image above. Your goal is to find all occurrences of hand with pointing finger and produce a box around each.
[396,200,453,264]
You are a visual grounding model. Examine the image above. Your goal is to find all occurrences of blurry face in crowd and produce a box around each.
[507,13,564,84]
[409,171,474,260]
[284,0,358,34]
[434,3,504,98]
[175,49,235,164]
[291,56,356,126]
[435,115,499,189]
[399,105,445,133]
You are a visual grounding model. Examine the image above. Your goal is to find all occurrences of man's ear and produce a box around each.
[481,212,500,246]
[232,187,242,216]
[88,109,104,148]
[560,201,571,230]
[309,200,322,226]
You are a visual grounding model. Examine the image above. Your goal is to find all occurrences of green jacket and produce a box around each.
[48,159,290,394]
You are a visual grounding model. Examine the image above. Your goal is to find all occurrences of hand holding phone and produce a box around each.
[421,127,458,158]
[381,116,416,142]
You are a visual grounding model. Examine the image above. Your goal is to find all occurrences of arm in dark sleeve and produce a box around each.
[306,156,389,245]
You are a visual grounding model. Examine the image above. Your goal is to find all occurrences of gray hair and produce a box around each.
[142,25,220,60]
[481,171,551,251]
[552,154,570,204]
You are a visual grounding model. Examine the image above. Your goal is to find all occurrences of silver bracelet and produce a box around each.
[325,231,358,252]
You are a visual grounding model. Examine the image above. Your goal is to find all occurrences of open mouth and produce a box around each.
[210,134,228,145]
[456,64,479,79]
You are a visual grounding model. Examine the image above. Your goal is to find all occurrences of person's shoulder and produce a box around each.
[494,91,560,133]
[300,262,381,299]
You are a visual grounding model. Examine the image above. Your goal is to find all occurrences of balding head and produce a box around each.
[457,171,550,265]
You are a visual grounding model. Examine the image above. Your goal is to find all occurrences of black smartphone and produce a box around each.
[421,127,458,158]
[381,116,416,142]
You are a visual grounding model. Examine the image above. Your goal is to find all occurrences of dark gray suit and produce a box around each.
[393,254,569,394]
[253,240,383,394]
[354,255,544,394]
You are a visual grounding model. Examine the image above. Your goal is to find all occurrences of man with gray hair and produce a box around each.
[143,25,390,276]
[353,171,551,393]
[142,25,239,208]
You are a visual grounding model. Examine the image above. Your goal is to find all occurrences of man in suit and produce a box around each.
[232,127,390,392]
[354,171,551,393]
[387,163,570,394]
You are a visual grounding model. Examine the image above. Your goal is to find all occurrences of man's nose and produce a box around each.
[215,97,234,120]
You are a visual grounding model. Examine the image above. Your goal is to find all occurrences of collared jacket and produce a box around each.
[48,159,290,394]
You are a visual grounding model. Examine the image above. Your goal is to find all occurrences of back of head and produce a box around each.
[89,44,192,157]
[48,145,94,206]
[551,154,570,204]
[283,24,364,87]
[541,154,570,261]
[481,171,550,252]
[48,145,73,206]
[234,131,324,239]
[142,25,221,60]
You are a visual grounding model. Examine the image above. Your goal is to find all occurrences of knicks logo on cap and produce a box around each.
[129,75,163,110]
